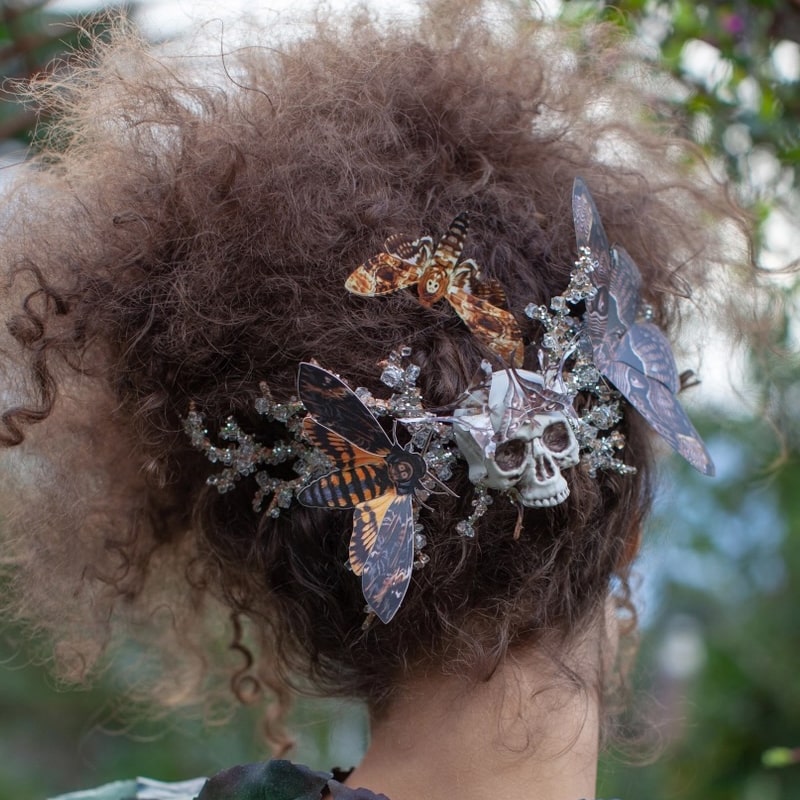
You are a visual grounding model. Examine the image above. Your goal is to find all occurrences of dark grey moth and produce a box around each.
[572,177,714,476]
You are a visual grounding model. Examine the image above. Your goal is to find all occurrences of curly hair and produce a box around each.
[0,4,747,751]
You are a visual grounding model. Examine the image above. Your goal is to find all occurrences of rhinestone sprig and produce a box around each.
[183,383,330,516]
[523,247,636,476]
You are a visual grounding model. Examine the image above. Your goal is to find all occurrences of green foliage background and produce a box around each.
[1,1,798,798]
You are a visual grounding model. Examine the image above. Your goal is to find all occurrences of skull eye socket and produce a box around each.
[541,422,571,452]
[494,439,527,471]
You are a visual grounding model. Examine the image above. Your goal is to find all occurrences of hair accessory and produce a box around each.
[295,362,430,624]
[453,368,580,511]
[184,177,713,622]
[572,178,714,475]
[184,350,456,624]
[183,386,330,516]
[345,212,524,367]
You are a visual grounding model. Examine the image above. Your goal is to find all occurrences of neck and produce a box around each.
[345,644,602,800]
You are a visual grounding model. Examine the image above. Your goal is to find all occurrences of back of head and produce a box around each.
[0,3,744,746]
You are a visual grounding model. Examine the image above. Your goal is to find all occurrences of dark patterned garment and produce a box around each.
[50,759,618,800]
[196,761,387,800]
[49,761,386,800]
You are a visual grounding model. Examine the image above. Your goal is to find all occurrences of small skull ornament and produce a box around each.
[454,370,580,508]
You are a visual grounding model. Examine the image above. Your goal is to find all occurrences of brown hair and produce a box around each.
[0,4,747,750]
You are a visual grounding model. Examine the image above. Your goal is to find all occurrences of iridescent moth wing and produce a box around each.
[296,363,426,622]
[606,246,678,392]
[572,177,615,360]
[604,248,713,475]
[572,177,613,285]
[572,178,714,476]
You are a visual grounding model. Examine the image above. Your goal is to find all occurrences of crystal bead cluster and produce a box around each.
[523,246,636,477]
[454,483,492,538]
[183,383,331,516]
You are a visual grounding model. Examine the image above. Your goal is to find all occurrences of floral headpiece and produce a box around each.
[184,178,713,624]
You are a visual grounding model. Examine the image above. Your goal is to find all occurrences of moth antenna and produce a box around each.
[361,610,377,631]
[680,369,701,390]
[425,472,459,498]
[512,502,524,540]
[415,493,435,512]
[417,426,434,453]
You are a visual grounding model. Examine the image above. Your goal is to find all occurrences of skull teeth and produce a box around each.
[527,487,570,508]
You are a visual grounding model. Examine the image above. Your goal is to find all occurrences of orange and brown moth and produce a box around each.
[296,363,427,624]
[345,213,524,367]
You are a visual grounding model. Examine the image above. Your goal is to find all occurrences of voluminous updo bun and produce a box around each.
[0,3,744,748]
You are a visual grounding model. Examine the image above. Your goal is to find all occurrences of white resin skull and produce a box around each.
[454,370,580,508]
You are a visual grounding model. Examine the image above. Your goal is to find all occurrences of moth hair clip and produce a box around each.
[296,363,432,624]
[345,212,524,367]
[572,178,714,475]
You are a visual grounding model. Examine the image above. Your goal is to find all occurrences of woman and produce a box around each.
[0,4,747,798]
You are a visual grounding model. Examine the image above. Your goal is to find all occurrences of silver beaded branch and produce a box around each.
[183,383,332,516]
[523,247,636,478]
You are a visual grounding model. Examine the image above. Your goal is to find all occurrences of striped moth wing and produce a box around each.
[296,363,426,621]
